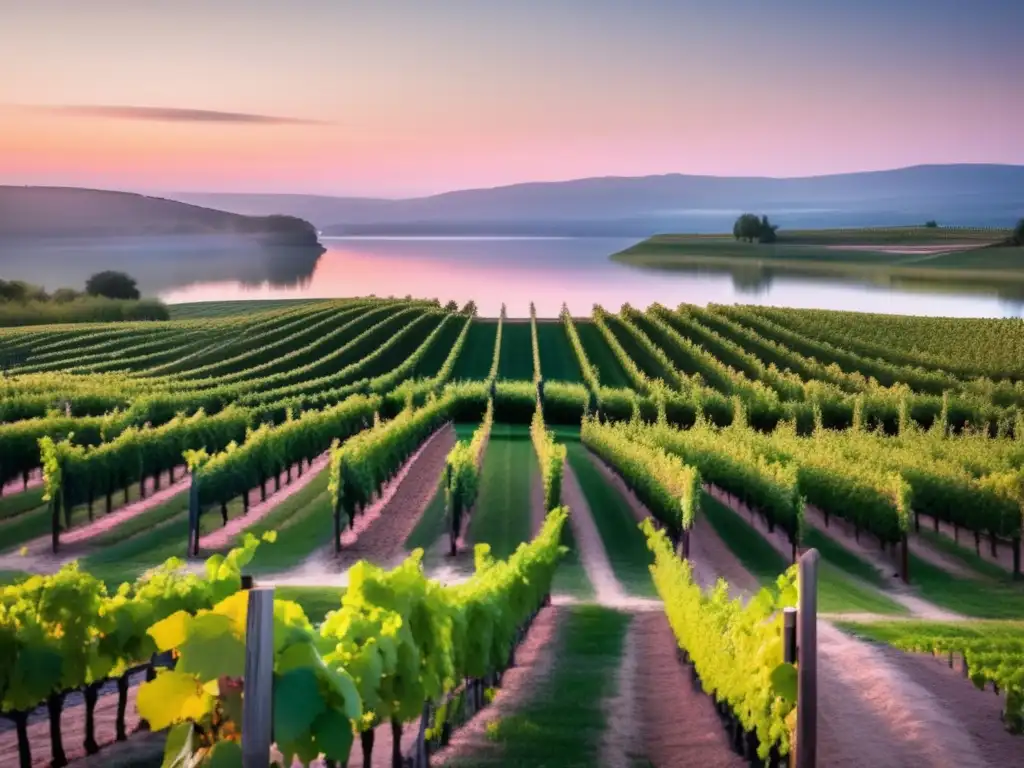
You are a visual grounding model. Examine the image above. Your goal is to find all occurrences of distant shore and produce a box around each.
[613,227,1024,283]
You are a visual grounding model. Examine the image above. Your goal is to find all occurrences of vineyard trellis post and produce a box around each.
[795,548,819,768]
[242,584,274,768]
[188,473,200,557]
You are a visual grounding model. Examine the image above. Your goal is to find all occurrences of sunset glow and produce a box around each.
[2,0,1022,196]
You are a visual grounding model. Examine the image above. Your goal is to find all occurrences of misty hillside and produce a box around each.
[173,164,1024,235]
[0,187,321,244]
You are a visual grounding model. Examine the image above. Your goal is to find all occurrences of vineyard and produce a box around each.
[1,296,1023,767]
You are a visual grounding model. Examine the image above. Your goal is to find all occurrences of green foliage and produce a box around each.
[0,533,264,717]
[643,520,798,758]
[580,416,702,538]
[85,271,141,301]
[732,213,778,243]
[196,395,377,510]
[329,395,452,526]
[530,402,567,511]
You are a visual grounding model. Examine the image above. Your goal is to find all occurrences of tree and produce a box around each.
[733,213,762,242]
[0,280,47,302]
[85,271,140,300]
[758,215,779,244]
[924,220,938,228]
[1014,218,1024,246]
[52,288,81,303]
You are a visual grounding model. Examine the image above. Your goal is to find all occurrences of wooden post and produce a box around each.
[796,549,818,768]
[242,587,275,768]
[900,534,909,584]
[188,475,200,557]
[51,493,61,554]
[783,607,797,664]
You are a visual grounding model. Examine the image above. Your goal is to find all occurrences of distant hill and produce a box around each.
[172,164,1024,236]
[0,187,321,245]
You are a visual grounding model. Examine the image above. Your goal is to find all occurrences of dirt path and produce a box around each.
[1,468,42,496]
[907,529,991,579]
[915,512,1015,574]
[877,648,1024,767]
[631,612,745,768]
[0,679,147,768]
[272,425,455,584]
[802,505,962,620]
[560,460,627,606]
[432,605,561,765]
[330,424,455,570]
[705,484,795,561]
[586,451,757,594]
[199,453,331,551]
[0,467,188,573]
[817,622,995,768]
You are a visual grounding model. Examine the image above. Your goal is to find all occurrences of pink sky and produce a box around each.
[1,1,1022,197]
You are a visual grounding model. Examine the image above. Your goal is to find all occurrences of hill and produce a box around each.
[171,164,1024,235]
[0,186,321,245]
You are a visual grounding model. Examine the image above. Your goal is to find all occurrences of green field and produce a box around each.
[498,321,535,381]
[4,292,1024,766]
[451,320,498,380]
[565,443,655,598]
[454,606,629,767]
[168,299,326,319]
[466,424,536,559]
[614,228,1024,281]
[411,316,466,378]
[701,494,906,615]
[574,320,631,388]
[535,321,584,382]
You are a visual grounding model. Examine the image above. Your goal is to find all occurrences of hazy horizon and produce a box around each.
[2,0,1023,197]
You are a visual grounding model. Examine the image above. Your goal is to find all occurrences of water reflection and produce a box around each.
[0,235,324,294]
[2,235,1021,318]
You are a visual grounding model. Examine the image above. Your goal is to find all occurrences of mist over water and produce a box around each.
[2,235,1022,318]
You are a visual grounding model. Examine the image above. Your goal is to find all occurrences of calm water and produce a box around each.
[3,236,1023,318]
[162,237,1024,318]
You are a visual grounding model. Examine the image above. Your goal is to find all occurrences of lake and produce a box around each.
[3,236,1023,318]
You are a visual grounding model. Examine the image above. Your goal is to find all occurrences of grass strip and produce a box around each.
[566,443,655,598]
[454,605,629,767]
[702,493,906,615]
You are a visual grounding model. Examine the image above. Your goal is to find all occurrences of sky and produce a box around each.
[1,0,1022,197]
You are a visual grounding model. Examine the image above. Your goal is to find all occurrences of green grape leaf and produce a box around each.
[177,613,245,681]
[148,610,192,653]
[312,707,355,761]
[273,667,327,746]
[276,640,320,675]
[321,665,363,721]
[161,722,195,768]
[207,739,243,768]
[138,670,210,731]
[769,662,798,705]
[7,644,63,711]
